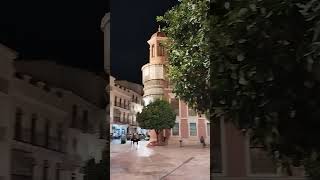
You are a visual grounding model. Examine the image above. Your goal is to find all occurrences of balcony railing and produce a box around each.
[14,129,66,153]
[114,102,130,109]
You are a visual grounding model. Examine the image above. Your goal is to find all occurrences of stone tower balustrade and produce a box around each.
[142,64,166,83]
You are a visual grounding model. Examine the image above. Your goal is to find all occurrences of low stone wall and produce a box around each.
[168,136,210,146]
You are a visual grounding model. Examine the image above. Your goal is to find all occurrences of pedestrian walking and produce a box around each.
[200,136,206,148]
[137,134,140,144]
[131,133,139,146]
[131,133,135,145]
[120,134,126,144]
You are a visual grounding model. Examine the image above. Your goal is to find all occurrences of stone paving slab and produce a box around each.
[110,141,210,180]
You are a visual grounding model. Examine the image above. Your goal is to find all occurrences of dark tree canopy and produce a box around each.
[157,0,210,115]
[81,158,108,180]
[137,99,176,133]
[159,0,320,178]
[209,1,320,177]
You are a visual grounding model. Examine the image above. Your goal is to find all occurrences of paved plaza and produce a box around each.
[110,140,210,180]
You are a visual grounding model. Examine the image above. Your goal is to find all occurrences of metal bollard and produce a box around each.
[179,139,183,147]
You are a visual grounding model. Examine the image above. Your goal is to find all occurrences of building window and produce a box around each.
[124,100,126,108]
[14,108,23,141]
[114,109,121,122]
[151,44,155,57]
[157,43,165,56]
[189,123,197,136]
[55,163,61,180]
[31,113,37,144]
[43,160,49,180]
[82,110,89,133]
[11,149,33,179]
[123,112,125,122]
[71,105,77,128]
[135,97,138,103]
[114,96,117,106]
[45,120,50,148]
[213,120,222,173]
[172,123,179,136]
[120,98,122,107]
[72,138,77,153]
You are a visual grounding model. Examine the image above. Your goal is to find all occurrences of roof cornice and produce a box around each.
[0,44,18,59]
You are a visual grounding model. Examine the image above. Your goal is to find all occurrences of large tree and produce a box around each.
[136,99,176,143]
[159,0,320,178]
[157,0,211,115]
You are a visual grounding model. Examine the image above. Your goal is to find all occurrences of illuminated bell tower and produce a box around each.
[141,26,168,106]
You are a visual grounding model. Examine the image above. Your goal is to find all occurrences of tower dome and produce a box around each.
[151,26,166,38]
[147,26,168,65]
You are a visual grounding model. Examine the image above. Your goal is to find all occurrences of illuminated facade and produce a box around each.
[109,76,144,138]
[141,28,210,145]
[0,44,108,180]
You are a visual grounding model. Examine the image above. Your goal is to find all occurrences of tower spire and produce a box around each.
[158,25,161,32]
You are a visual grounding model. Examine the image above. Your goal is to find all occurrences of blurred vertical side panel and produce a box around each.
[101,4,111,179]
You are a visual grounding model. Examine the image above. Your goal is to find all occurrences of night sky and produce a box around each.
[0,0,178,82]
[0,0,109,73]
[111,0,178,84]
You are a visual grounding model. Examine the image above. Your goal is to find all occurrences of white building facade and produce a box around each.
[0,44,108,180]
[109,76,144,139]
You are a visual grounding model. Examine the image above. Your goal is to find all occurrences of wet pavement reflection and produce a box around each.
[110,140,210,180]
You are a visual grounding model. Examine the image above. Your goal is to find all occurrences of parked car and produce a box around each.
[140,134,146,140]
[112,133,120,139]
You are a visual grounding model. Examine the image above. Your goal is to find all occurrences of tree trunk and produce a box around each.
[155,130,159,144]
